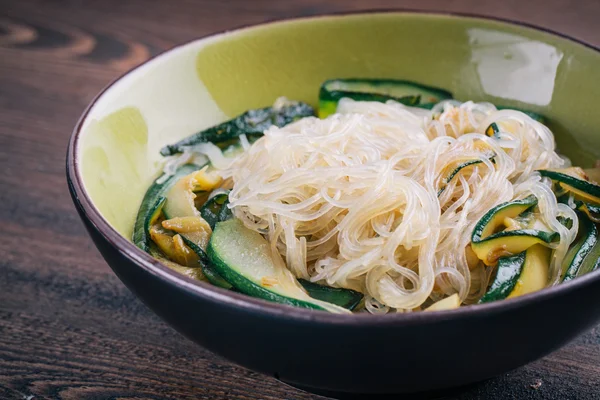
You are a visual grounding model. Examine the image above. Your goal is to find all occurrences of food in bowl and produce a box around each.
[133,78,600,314]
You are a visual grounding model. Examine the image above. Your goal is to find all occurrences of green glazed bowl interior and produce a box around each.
[76,11,600,241]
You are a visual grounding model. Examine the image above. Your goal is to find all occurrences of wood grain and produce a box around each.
[0,0,599,399]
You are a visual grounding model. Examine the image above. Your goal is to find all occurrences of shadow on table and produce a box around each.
[278,378,494,400]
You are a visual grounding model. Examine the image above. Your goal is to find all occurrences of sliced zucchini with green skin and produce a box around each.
[425,294,461,311]
[416,103,436,111]
[179,234,209,263]
[160,101,315,156]
[579,202,600,223]
[149,225,202,268]
[472,195,538,242]
[200,193,229,230]
[585,203,600,214]
[472,230,557,266]
[471,195,557,265]
[218,197,234,222]
[437,154,495,196]
[207,219,350,313]
[202,262,234,290]
[444,159,484,183]
[479,252,526,303]
[538,169,600,203]
[163,167,222,219]
[133,164,204,252]
[161,168,221,254]
[560,183,600,206]
[555,193,571,205]
[485,122,500,138]
[557,215,574,230]
[546,167,588,181]
[438,159,483,196]
[298,279,363,310]
[503,210,534,230]
[577,238,600,277]
[495,106,547,124]
[557,192,600,223]
[562,212,598,281]
[319,78,452,118]
[507,245,550,298]
[181,235,232,290]
[149,246,207,282]
[132,196,165,253]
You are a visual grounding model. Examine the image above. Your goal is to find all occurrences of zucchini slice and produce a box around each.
[507,245,550,298]
[132,196,165,252]
[471,196,557,265]
[556,215,575,230]
[539,169,600,204]
[149,225,201,268]
[549,167,589,180]
[557,189,600,223]
[162,216,212,235]
[318,78,452,118]
[200,193,230,230]
[162,215,212,251]
[164,215,223,286]
[578,202,600,223]
[472,230,557,266]
[425,294,461,311]
[217,198,234,222]
[438,160,483,196]
[439,159,483,193]
[207,219,350,313]
[160,101,315,156]
[472,195,538,241]
[437,153,495,196]
[163,167,222,219]
[149,246,206,282]
[484,120,524,139]
[133,164,204,252]
[181,235,232,289]
[577,237,600,277]
[559,183,600,206]
[201,262,234,290]
[485,122,500,138]
[159,169,223,284]
[479,252,525,303]
[561,212,599,281]
[162,167,221,254]
[298,279,363,310]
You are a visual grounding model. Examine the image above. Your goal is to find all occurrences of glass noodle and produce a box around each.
[194,99,577,312]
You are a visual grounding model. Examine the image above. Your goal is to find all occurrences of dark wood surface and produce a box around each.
[1,0,599,399]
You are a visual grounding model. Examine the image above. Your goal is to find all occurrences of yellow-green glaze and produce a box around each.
[78,12,600,239]
[79,42,226,238]
[81,107,150,236]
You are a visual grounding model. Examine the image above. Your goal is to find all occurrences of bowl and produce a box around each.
[67,11,600,395]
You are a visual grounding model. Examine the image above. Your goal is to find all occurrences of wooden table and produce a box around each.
[1,0,599,399]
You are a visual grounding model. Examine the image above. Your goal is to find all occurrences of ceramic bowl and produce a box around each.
[67,11,600,395]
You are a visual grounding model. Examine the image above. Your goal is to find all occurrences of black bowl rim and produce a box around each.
[67,9,600,325]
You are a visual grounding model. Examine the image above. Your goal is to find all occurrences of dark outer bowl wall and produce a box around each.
[69,182,600,393]
[67,11,600,395]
